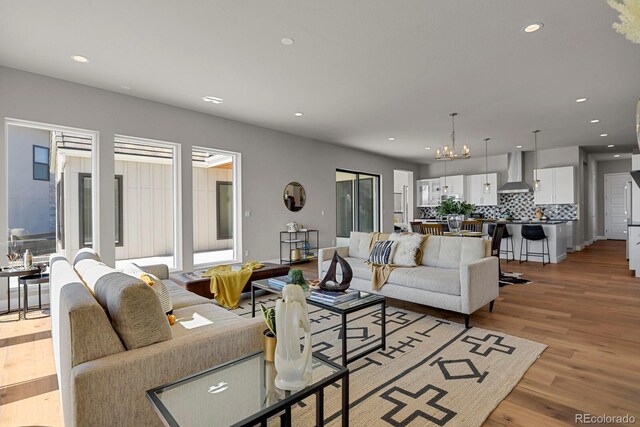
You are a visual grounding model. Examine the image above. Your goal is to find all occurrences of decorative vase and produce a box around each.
[263,330,277,363]
[290,249,301,262]
[535,209,543,220]
[274,285,313,390]
[447,214,463,233]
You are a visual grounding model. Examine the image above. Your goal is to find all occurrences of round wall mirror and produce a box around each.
[283,182,306,212]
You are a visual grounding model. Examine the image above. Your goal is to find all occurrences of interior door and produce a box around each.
[605,173,629,240]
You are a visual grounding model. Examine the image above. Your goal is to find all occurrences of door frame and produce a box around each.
[604,172,629,240]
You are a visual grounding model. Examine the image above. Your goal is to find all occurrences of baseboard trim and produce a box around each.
[597,235,607,241]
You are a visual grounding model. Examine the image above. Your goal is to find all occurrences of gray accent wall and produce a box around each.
[0,66,420,270]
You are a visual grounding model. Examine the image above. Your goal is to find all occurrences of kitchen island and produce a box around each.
[416,218,568,264]
[482,221,568,264]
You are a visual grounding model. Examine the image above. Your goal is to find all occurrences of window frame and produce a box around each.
[336,169,382,235]
[32,144,50,181]
[79,173,124,248]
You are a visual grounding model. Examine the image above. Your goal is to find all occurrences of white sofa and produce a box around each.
[318,232,499,327]
[50,249,264,426]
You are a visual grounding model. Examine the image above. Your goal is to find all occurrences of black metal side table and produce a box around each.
[0,267,40,317]
[18,273,49,319]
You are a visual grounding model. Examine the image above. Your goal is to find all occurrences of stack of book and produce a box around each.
[309,289,359,304]
[267,275,291,290]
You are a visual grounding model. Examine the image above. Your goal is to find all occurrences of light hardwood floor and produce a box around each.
[1,240,639,426]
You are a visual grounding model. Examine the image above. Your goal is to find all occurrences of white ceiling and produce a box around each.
[1,1,639,164]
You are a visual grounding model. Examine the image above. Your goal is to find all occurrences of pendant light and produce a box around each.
[435,113,470,160]
[442,160,449,194]
[483,138,491,194]
[533,130,541,191]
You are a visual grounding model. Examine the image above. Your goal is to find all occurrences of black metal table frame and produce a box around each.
[0,268,40,317]
[251,281,386,367]
[147,351,349,427]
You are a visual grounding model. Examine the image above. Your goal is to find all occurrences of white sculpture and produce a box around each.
[274,285,313,390]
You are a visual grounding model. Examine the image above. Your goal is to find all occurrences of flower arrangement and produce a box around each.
[435,198,476,217]
[608,0,640,44]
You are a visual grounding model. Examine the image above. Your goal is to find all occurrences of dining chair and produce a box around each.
[461,220,483,232]
[409,221,422,233]
[421,223,445,235]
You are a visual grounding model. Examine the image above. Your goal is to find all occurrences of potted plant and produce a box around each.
[435,198,476,233]
[260,304,277,362]
[288,269,310,295]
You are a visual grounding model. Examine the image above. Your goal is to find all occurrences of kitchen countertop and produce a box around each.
[419,218,571,224]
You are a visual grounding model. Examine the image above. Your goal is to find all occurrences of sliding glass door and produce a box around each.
[336,170,380,238]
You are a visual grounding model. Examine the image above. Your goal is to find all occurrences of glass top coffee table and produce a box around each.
[251,279,386,367]
[147,351,349,427]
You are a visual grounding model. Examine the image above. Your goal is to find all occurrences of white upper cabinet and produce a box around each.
[439,175,465,199]
[416,178,441,206]
[465,173,498,206]
[533,166,574,204]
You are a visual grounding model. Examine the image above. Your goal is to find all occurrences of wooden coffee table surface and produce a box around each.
[170,262,290,299]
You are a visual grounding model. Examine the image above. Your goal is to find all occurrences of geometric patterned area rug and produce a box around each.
[499,271,533,287]
[232,294,547,426]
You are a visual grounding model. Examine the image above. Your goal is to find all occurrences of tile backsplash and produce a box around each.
[418,192,577,220]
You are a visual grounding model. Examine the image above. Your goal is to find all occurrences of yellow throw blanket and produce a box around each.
[202,261,264,309]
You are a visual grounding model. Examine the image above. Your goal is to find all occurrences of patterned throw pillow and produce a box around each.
[368,240,397,265]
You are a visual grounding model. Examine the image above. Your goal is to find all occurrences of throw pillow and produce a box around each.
[368,240,397,265]
[388,232,425,266]
[122,263,173,315]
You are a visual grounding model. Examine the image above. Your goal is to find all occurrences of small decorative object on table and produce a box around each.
[260,304,277,363]
[275,285,313,390]
[288,269,309,295]
[286,221,299,232]
[319,251,352,291]
[535,208,544,220]
[290,248,301,262]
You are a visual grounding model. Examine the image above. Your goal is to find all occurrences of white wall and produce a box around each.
[0,66,420,271]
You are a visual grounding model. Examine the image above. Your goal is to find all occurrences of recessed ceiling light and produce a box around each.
[614,154,621,158]
[590,119,600,123]
[71,54,89,63]
[523,23,543,33]
[281,37,294,46]
[608,144,615,148]
[425,147,431,150]
[575,98,588,103]
[516,145,523,148]
[202,96,223,104]
[388,137,395,141]
[294,112,304,117]
[600,133,608,137]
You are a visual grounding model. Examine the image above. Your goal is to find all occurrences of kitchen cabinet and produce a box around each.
[533,166,575,205]
[416,178,441,206]
[465,173,498,206]
[629,226,640,277]
[439,175,465,199]
[632,155,640,222]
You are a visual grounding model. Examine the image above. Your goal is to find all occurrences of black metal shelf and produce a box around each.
[279,230,319,265]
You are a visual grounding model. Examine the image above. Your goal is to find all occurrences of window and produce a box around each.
[113,136,180,269]
[6,123,97,265]
[79,174,123,247]
[336,170,380,238]
[33,145,50,181]
[217,182,233,239]
[192,147,240,266]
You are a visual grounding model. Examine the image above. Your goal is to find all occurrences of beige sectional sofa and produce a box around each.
[319,232,499,328]
[50,249,263,427]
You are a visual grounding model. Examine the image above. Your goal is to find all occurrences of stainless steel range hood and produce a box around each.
[497,152,533,194]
